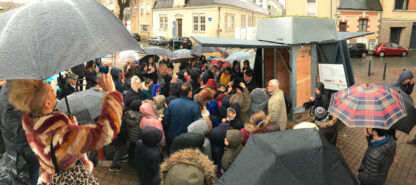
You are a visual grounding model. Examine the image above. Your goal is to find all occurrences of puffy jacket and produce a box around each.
[135,126,163,185]
[187,120,212,159]
[358,135,396,185]
[124,110,143,142]
[140,103,165,146]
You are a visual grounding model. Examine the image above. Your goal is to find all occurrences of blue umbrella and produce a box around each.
[225,51,251,61]
[173,49,191,55]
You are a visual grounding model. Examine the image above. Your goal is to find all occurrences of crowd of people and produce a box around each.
[0,52,414,185]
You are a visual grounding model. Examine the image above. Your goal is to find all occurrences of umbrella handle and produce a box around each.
[58,73,72,115]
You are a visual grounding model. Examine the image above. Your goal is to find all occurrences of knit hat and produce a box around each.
[313,107,328,121]
[249,88,269,115]
[206,79,217,89]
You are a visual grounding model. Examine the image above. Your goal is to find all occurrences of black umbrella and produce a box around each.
[389,86,416,134]
[0,0,143,80]
[139,55,160,64]
[171,52,195,63]
[215,129,358,185]
[56,88,105,125]
[143,47,174,57]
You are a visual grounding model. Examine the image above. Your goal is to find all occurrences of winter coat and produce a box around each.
[358,135,396,185]
[218,95,232,118]
[250,88,269,115]
[221,130,243,169]
[124,88,145,111]
[166,82,182,105]
[0,85,38,171]
[227,103,243,130]
[240,111,279,145]
[245,80,258,93]
[391,70,414,95]
[135,126,163,185]
[111,67,126,93]
[230,88,251,124]
[313,82,330,111]
[190,68,202,95]
[210,122,232,172]
[140,103,165,146]
[187,120,212,159]
[84,68,97,89]
[160,149,217,185]
[268,89,287,130]
[21,91,123,184]
[158,74,172,97]
[123,63,138,81]
[163,97,202,141]
[141,83,152,100]
[202,69,215,84]
[124,109,144,142]
[152,95,166,118]
[169,132,205,154]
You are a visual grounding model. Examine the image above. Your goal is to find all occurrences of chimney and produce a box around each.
[173,0,185,7]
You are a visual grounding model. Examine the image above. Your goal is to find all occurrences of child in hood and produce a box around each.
[221,129,243,170]
[222,103,243,130]
[152,95,166,119]
[135,126,163,185]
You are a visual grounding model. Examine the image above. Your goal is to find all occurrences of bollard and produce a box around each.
[368,59,372,77]
[383,63,387,80]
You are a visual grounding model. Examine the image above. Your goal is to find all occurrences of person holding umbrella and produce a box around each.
[6,74,123,184]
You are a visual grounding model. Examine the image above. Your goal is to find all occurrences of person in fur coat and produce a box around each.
[8,74,123,184]
[160,149,217,185]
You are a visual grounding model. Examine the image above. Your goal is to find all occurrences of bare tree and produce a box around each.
[117,0,130,21]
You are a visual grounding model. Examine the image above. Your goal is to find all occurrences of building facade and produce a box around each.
[130,0,155,39]
[152,0,268,40]
[285,0,338,18]
[250,0,283,16]
[379,0,416,48]
[0,1,23,13]
[336,0,382,50]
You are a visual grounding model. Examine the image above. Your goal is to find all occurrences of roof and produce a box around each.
[338,0,383,11]
[191,36,290,48]
[154,0,268,14]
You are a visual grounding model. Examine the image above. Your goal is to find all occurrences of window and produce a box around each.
[200,14,206,32]
[133,7,137,17]
[140,25,149,32]
[193,14,199,32]
[225,15,228,31]
[146,4,150,14]
[395,0,409,10]
[159,15,168,31]
[107,0,113,5]
[392,43,400,48]
[231,15,235,31]
[241,15,246,28]
[124,8,130,22]
[140,5,144,15]
[339,22,347,32]
[359,19,368,32]
[384,43,392,48]
[307,0,317,16]
[248,17,252,27]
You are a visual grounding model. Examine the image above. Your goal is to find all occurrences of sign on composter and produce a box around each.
[318,64,348,91]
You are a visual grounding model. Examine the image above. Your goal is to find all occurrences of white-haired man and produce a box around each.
[267,79,287,130]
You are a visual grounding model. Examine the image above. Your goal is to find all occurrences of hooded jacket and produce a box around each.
[169,132,205,154]
[249,88,269,115]
[268,88,287,130]
[228,103,243,130]
[391,70,414,95]
[140,103,165,146]
[135,126,163,185]
[210,122,232,173]
[152,84,162,97]
[124,105,144,143]
[190,68,202,95]
[160,149,217,185]
[166,82,182,105]
[221,129,243,169]
[358,135,396,185]
[230,87,251,124]
[313,82,329,110]
[111,67,126,93]
[187,120,212,159]
[152,95,166,118]
[124,88,145,111]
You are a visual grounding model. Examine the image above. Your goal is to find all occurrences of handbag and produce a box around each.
[50,132,99,185]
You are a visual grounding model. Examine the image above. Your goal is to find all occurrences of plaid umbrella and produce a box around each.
[328,83,407,129]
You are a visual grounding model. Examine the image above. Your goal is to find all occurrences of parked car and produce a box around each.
[348,43,368,58]
[131,33,140,42]
[148,36,167,45]
[167,37,193,49]
[373,42,408,57]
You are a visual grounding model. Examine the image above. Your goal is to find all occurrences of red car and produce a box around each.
[373,42,408,57]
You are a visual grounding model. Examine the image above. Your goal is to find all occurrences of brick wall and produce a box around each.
[380,21,414,47]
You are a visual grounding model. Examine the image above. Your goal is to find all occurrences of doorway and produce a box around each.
[177,19,182,37]
[410,23,416,48]
[390,27,402,44]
